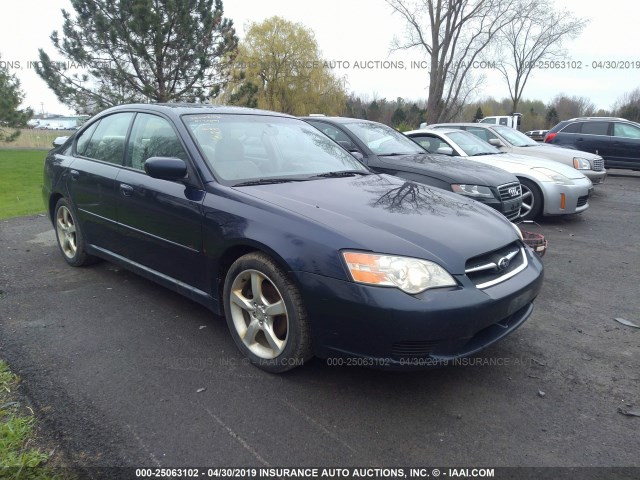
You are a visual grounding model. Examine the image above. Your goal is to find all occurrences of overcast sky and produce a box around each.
[2,0,638,116]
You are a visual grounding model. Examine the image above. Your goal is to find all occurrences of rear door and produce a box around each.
[67,112,134,253]
[610,122,640,169]
[115,113,207,290]
[575,121,612,158]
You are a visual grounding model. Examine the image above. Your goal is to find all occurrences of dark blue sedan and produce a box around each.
[43,104,543,372]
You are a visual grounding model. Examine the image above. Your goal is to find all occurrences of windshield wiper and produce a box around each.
[310,170,372,178]
[233,178,310,187]
[381,152,416,156]
[470,152,496,156]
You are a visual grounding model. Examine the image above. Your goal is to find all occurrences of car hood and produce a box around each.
[377,152,517,186]
[464,153,586,179]
[234,174,519,274]
[512,143,602,162]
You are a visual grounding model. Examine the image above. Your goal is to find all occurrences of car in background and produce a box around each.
[43,104,543,371]
[302,116,523,222]
[545,117,640,170]
[525,130,548,142]
[430,122,607,185]
[405,128,593,220]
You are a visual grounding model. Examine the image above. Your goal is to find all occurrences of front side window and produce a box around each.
[448,131,501,156]
[613,122,640,139]
[492,126,538,146]
[183,114,367,183]
[127,114,187,170]
[75,121,100,157]
[409,134,450,154]
[81,113,134,165]
[466,127,499,144]
[341,122,424,155]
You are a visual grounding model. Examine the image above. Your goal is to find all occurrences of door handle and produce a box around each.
[69,169,80,180]
[120,183,134,196]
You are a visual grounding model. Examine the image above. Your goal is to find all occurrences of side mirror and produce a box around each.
[489,138,504,147]
[436,146,454,156]
[350,151,364,161]
[52,136,69,147]
[144,157,187,180]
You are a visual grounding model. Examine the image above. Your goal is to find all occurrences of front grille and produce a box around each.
[591,158,604,171]
[498,182,522,201]
[392,340,442,358]
[505,208,521,221]
[577,195,589,207]
[465,242,528,289]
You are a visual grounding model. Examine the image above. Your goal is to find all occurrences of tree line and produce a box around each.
[2,0,640,142]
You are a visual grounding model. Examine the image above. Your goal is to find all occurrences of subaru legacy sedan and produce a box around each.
[43,104,543,372]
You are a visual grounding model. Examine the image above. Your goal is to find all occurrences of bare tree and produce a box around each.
[550,94,595,120]
[386,0,517,124]
[496,0,587,113]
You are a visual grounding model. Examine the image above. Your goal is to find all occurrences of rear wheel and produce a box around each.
[518,178,543,220]
[223,253,312,373]
[54,198,96,266]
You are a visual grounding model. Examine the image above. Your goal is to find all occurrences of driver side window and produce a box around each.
[126,114,187,170]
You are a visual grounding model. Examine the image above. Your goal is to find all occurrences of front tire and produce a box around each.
[223,252,312,373]
[518,178,543,220]
[53,198,96,267]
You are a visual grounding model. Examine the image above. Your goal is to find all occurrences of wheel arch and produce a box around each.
[215,240,301,314]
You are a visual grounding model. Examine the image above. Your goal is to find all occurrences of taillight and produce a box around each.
[544,132,557,143]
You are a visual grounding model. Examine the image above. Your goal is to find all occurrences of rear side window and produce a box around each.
[82,113,134,165]
[560,122,582,134]
[613,122,640,139]
[126,114,187,170]
[581,122,609,136]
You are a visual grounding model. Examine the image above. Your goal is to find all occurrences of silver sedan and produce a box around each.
[405,128,593,221]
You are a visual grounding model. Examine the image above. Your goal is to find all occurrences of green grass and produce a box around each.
[0,150,47,220]
[0,361,59,479]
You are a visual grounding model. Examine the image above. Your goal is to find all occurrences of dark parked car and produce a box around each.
[44,104,543,372]
[302,117,523,222]
[545,117,640,170]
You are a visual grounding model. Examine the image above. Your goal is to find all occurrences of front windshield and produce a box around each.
[493,126,538,147]
[342,121,424,155]
[447,131,501,156]
[183,114,367,184]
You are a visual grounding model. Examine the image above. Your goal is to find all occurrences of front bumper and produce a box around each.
[541,178,592,215]
[294,247,544,368]
[583,169,607,185]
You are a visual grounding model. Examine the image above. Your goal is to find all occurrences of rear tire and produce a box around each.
[53,198,96,267]
[223,252,312,373]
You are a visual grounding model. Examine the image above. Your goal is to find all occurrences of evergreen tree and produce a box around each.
[36,0,238,113]
[0,55,32,142]
[472,107,484,122]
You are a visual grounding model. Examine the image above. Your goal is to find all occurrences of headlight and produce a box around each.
[573,157,591,170]
[451,184,494,198]
[531,167,574,185]
[342,251,457,294]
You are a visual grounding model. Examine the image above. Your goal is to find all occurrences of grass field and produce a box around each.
[0,129,72,150]
[0,150,47,220]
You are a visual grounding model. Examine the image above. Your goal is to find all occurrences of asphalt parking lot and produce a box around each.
[0,171,638,475]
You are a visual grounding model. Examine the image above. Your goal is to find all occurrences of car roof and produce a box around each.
[404,128,460,135]
[103,103,296,118]
[300,116,380,125]
[431,122,493,128]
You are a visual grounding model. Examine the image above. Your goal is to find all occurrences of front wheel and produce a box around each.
[223,252,312,373]
[54,198,96,266]
[518,178,543,220]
